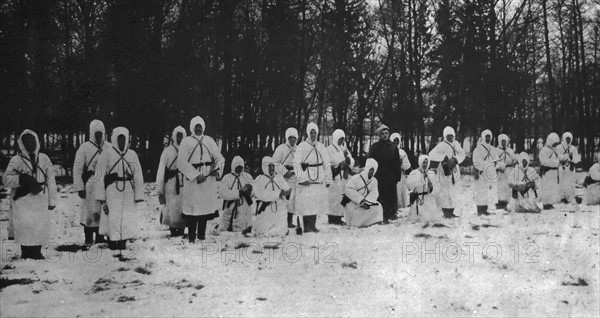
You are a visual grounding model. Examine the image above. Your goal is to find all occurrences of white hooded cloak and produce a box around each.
[251,156,291,237]
[218,156,254,232]
[343,158,383,227]
[539,132,563,205]
[273,127,298,213]
[177,116,225,216]
[585,161,600,205]
[428,126,466,209]
[495,134,516,202]
[507,152,542,213]
[95,127,145,240]
[326,129,355,217]
[406,155,437,221]
[73,119,113,227]
[3,130,58,246]
[472,129,500,207]
[155,126,188,229]
[557,132,581,202]
[293,123,330,216]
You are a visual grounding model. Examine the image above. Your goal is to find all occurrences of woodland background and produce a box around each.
[1,0,599,177]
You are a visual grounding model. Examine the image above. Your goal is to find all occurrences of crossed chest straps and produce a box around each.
[411,170,431,214]
[106,147,134,192]
[560,144,574,171]
[302,142,324,182]
[188,136,215,173]
[20,154,48,190]
[256,175,282,215]
[513,167,538,198]
[82,142,103,186]
[164,146,184,195]
[499,148,514,166]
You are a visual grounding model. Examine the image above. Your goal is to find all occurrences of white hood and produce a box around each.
[189,116,206,137]
[17,129,40,156]
[111,127,130,154]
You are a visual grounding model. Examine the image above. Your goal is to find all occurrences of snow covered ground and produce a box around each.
[1,174,599,317]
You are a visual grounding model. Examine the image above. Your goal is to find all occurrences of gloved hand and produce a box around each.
[428,180,433,192]
[158,194,166,205]
[301,163,309,171]
[359,199,370,210]
[78,190,86,199]
[196,174,207,184]
[102,204,109,215]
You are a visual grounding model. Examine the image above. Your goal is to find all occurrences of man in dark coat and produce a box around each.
[367,124,402,223]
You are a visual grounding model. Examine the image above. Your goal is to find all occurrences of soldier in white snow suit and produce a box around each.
[272,127,298,228]
[177,116,224,242]
[73,119,112,245]
[155,126,188,237]
[3,130,57,259]
[556,132,581,204]
[390,133,412,209]
[326,129,355,225]
[219,156,254,232]
[539,132,566,209]
[495,134,516,209]
[472,129,502,216]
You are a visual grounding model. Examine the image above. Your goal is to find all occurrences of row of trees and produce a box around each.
[1,0,599,176]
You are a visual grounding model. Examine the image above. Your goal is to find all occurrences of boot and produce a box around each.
[477,205,490,216]
[242,226,252,236]
[169,227,184,237]
[92,227,106,244]
[328,215,345,225]
[21,245,32,259]
[543,204,554,210]
[84,226,94,245]
[197,218,207,241]
[442,208,458,219]
[188,222,197,243]
[296,216,303,235]
[496,201,508,209]
[287,213,295,228]
[117,240,127,250]
[108,240,119,250]
[575,196,582,204]
[560,198,569,204]
[303,215,319,233]
[32,246,45,260]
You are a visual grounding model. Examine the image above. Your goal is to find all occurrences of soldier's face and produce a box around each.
[288,136,297,146]
[176,132,183,146]
[22,134,36,153]
[421,159,428,170]
[446,135,454,143]
[485,135,491,144]
[117,135,126,152]
[380,130,390,141]
[268,164,275,176]
[338,137,345,146]
[501,140,507,148]
[310,130,317,142]
[522,158,528,167]
[235,165,243,175]
[566,137,571,145]
[368,168,375,179]
[94,131,103,145]
[393,138,400,146]
[194,124,203,136]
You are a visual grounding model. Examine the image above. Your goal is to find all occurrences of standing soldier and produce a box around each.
[390,133,412,209]
[472,129,501,216]
[293,122,330,233]
[95,127,144,251]
[177,116,224,243]
[73,119,111,245]
[3,130,57,259]
[428,126,466,219]
[557,132,581,204]
[326,129,355,225]
[273,127,298,228]
[155,126,188,237]
[219,156,254,232]
[495,134,516,209]
[367,125,402,223]
[539,132,565,210]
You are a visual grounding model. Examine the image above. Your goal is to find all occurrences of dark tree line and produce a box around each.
[1,0,599,178]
